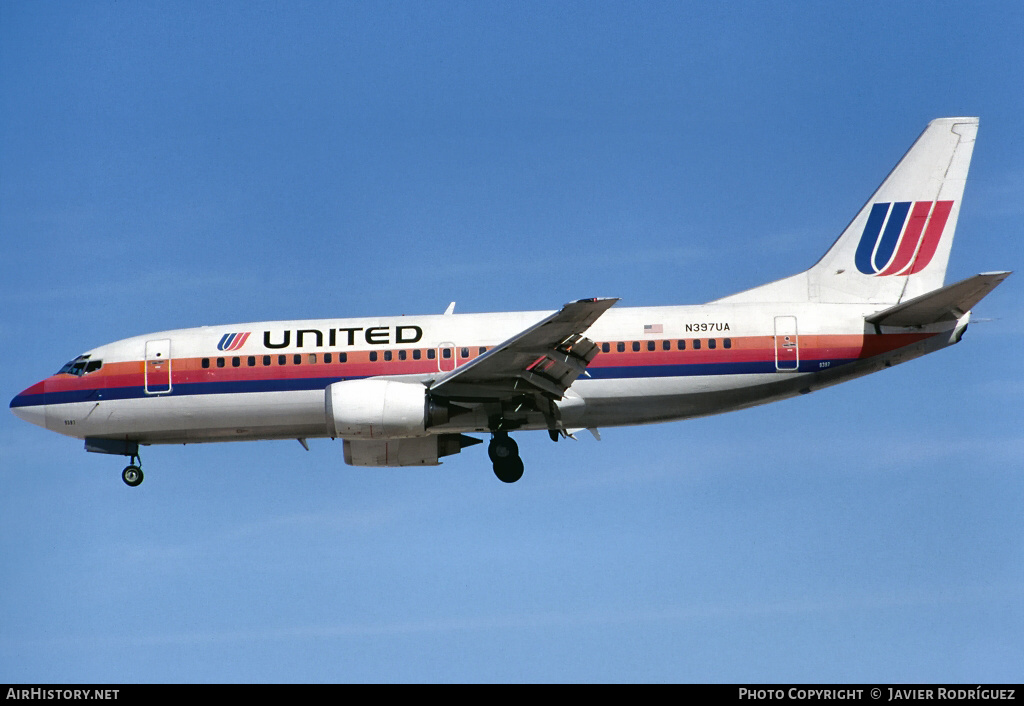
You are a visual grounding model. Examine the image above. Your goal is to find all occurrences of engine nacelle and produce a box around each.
[325,379,445,440]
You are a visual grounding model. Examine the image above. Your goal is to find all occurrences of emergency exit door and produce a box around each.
[437,342,456,373]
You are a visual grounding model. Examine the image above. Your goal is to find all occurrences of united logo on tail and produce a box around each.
[854,200,954,276]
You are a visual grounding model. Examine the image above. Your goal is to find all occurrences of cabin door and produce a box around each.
[145,339,173,394]
[773,316,799,371]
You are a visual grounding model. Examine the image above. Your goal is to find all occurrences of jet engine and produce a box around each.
[325,379,447,439]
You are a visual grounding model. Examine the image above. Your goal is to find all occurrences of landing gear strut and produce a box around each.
[489,432,524,483]
[121,454,144,487]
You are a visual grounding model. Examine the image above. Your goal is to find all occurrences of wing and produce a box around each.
[428,297,618,402]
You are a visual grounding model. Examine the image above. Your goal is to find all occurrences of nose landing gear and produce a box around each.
[84,439,145,487]
[488,432,524,483]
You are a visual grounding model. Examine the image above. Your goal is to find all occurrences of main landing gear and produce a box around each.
[489,431,524,483]
[121,454,144,487]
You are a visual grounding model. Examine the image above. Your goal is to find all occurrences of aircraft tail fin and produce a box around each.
[716,118,979,305]
[811,117,978,304]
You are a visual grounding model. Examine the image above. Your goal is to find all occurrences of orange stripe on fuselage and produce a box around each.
[41,332,939,394]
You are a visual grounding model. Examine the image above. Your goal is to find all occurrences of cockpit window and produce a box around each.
[57,355,102,376]
[57,356,87,375]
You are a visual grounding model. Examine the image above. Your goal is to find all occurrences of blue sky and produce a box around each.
[1,1,1021,683]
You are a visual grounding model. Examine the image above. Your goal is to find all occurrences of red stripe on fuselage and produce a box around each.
[32,332,940,399]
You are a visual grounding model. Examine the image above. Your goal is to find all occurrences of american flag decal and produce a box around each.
[643,324,663,334]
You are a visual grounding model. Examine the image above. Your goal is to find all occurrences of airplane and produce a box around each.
[10,117,1010,487]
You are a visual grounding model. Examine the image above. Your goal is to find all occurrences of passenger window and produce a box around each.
[278,355,287,366]
[232,357,241,367]
[442,349,451,359]
[662,341,671,351]
[617,342,625,352]
[369,352,378,362]
[398,350,407,361]
[427,349,436,360]
[217,358,225,368]
[263,355,271,366]
[602,342,610,353]
[677,340,685,350]
[632,341,640,352]
[479,347,487,355]
[339,352,347,363]
[647,341,656,351]
[324,353,333,364]
[308,354,317,364]
[724,338,732,349]
[384,351,392,362]
[293,354,302,365]
[248,356,256,366]
[692,340,701,350]
[708,339,717,350]
[461,347,469,358]
[413,349,421,360]
[202,358,210,369]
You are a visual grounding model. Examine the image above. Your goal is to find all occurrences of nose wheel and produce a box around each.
[489,432,524,483]
[122,455,144,487]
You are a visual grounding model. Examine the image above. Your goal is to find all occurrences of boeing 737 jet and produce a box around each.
[10,117,1009,485]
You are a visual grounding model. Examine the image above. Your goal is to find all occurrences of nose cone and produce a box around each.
[10,381,48,429]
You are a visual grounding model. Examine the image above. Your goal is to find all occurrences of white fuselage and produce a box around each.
[12,300,960,447]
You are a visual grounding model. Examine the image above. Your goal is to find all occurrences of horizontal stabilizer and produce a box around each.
[865,271,1011,327]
